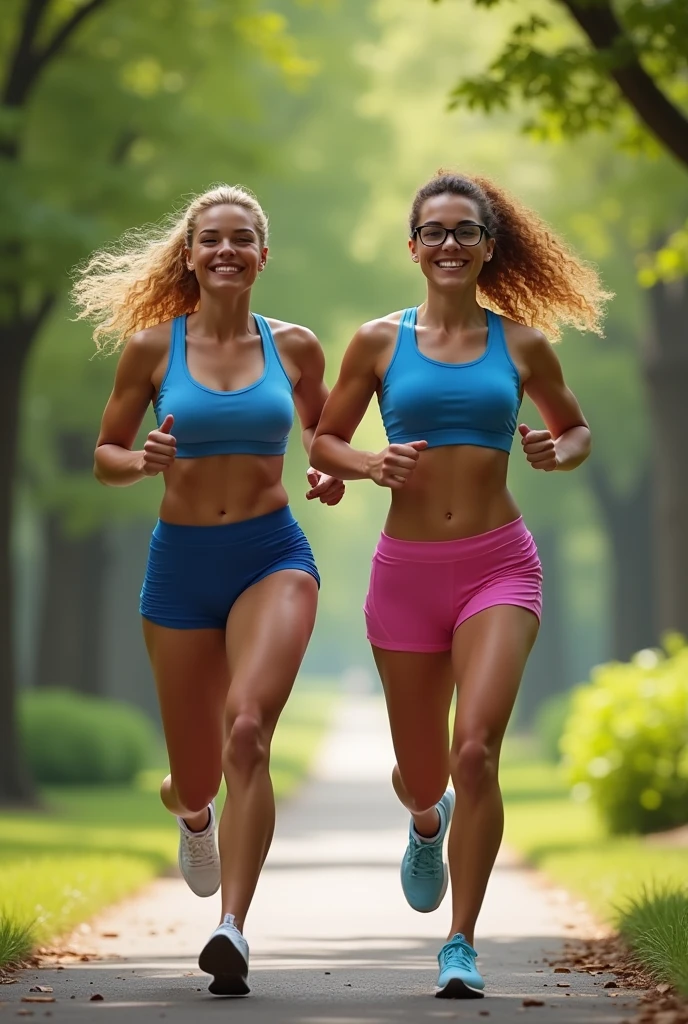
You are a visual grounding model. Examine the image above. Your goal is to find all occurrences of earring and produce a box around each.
[485,255,492,261]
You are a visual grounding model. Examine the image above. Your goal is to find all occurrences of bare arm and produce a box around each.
[284,325,345,506]
[94,332,173,486]
[310,323,427,488]
[520,331,591,472]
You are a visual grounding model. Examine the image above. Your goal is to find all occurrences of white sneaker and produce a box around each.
[176,802,220,897]
[198,914,250,996]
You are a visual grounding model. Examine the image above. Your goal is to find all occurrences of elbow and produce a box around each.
[309,434,326,472]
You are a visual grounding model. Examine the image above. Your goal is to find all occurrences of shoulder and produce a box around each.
[116,320,172,377]
[500,317,554,360]
[265,318,320,355]
[499,316,561,382]
[350,311,404,353]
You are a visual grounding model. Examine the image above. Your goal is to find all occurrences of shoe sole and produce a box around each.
[436,977,484,999]
[198,933,250,996]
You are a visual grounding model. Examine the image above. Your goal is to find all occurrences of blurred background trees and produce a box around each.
[1,0,686,805]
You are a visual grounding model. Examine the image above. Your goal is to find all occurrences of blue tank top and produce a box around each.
[379,307,521,453]
[154,314,294,458]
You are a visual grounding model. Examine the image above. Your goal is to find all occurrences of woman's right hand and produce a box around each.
[369,440,427,488]
[142,414,176,475]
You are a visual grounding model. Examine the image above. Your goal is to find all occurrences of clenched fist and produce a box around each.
[369,440,428,489]
[518,423,558,472]
[142,414,177,475]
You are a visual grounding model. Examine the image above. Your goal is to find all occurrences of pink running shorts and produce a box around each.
[364,516,542,653]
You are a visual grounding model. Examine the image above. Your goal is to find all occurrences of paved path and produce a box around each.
[5,696,639,1022]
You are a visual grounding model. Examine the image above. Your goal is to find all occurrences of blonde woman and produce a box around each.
[311,172,608,998]
[73,185,344,996]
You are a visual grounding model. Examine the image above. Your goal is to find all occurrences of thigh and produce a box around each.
[224,569,319,734]
[451,605,539,751]
[373,646,455,798]
[143,621,228,794]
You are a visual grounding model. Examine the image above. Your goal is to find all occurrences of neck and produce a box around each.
[418,285,485,331]
[193,289,255,341]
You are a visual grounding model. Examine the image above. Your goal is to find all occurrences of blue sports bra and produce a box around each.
[379,307,521,453]
[154,314,294,458]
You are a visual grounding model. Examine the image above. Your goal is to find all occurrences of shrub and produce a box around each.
[20,690,162,786]
[534,690,573,762]
[560,637,688,835]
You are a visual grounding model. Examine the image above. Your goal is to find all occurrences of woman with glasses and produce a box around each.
[72,185,344,997]
[310,172,609,998]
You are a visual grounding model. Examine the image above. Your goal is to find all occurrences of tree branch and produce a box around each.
[560,0,688,170]
[2,0,109,112]
[2,0,50,106]
[34,0,110,85]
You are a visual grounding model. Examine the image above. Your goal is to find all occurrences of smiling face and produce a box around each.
[186,203,268,296]
[409,193,494,292]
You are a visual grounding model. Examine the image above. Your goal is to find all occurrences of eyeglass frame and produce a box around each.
[411,222,491,247]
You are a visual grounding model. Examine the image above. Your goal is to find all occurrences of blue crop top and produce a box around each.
[154,314,294,458]
[379,307,521,454]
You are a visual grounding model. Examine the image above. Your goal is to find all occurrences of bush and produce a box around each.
[560,637,688,835]
[534,690,573,762]
[20,690,162,786]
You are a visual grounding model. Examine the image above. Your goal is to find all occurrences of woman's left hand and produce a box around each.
[518,423,558,472]
[305,467,346,505]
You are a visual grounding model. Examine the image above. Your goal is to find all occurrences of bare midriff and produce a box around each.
[384,445,520,542]
[159,454,288,526]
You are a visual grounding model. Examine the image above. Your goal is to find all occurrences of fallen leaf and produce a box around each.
[556,983,570,988]
[604,981,618,989]
[90,994,104,1001]
[523,999,545,1007]
[21,996,55,1004]
[657,983,671,995]
[101,932,119,939]
[28,986,53,993]
[554,967,571,974]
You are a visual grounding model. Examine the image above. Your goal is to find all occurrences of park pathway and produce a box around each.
[6,695,639,1022]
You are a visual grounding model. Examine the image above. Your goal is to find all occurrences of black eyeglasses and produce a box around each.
[412,223,490,247]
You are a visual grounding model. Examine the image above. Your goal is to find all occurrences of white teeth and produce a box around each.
[437,261,467,268]
[212,265,241,273]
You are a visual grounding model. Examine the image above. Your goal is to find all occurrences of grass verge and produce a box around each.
[0,686,336,967]
[617,885,688,996]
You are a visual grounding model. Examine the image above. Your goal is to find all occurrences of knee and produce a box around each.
[449,737,496,800]
[222,712,268,778]
[393,764,446,815]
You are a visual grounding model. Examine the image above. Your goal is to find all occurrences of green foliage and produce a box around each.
[0,914,33,969]
[19,690,162,786]
[534,690,573,762]
[617,885,688,995]
[440,0,688,153]
[560,639,688,834]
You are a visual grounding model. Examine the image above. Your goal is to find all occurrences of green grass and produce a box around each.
[500,737,688,922]
[0,688,336,965]
[617,886,688,996]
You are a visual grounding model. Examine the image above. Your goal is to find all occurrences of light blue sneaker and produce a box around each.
[436,933,485,999]
[400,788,455,913]
[198,914,250,996]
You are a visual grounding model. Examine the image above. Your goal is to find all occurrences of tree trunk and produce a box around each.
[588,464,655,660]
[518,526,567,724]
[642,277,688,636]
[35,515,108,694]
[0,336,35,804]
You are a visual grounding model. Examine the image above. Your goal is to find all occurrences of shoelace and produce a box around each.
[441,938,475,972]
[408,837,443,878]
[184,829,218,867]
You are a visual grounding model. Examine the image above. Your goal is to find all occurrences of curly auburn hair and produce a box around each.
[71,185,269,352]
[410,172,612,339]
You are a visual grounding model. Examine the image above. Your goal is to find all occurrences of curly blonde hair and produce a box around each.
[410,172,612,340]
[72,185,269,351]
